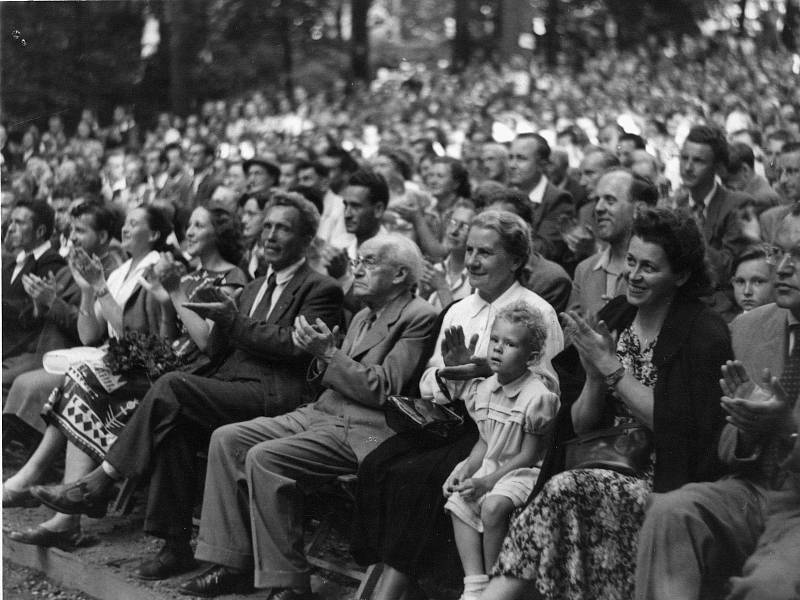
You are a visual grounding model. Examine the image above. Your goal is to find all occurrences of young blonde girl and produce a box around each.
[442,301,559,600]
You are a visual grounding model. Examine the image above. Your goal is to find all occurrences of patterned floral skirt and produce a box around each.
[42,360,152,463]
[493,467,653,600]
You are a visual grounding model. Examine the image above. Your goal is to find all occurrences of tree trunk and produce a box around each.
[278,13,294,105]
[784,0,798,50]
[165,0,189,116]
[351,0,371,82]
[452,0,472,72]
[498,0,534,62]
[545,0,559,67]
[335,0,343,41]
[738,0,747,35]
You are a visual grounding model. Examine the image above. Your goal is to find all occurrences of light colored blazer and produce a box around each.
[759,204,791,244]
[718,302,788,468]
[568,250,627,316]
[312,292,438,462]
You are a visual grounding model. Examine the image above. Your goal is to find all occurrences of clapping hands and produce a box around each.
[318,244,349,279]
[292,315,340,363]
[720,360,791,436]
[559,214,595,257]
[419,260,447,293]
[140,253,186,304]
[561,310,619,377]
[68,247,105,292]
[21,271,58,309]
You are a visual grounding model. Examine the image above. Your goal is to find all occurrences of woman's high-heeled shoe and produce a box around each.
[2,485,42,509]
[8,524,82,550]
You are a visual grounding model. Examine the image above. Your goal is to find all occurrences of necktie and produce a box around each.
[691,201,705,231]
[249,272,277,318]
[348,312,376,355]
[763,325,800,488]
[779,326,800,402]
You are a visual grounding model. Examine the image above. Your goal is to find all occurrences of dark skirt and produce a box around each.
[351,418,478,576]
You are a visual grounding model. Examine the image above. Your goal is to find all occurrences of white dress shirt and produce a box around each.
[249,257,306,318]
[104,250,160,338]
[11,240,52,282]
[527,175,549,205]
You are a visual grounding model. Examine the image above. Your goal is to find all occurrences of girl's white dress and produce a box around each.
[444,369,559,531]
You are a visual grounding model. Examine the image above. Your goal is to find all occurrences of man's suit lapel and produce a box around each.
[349,293,410,358]
[704,187,724,239]
[237,275,264,317]
[266,264,310,324]
[341,311,365,356]
[755,307,787,377]
[735,305,787,379]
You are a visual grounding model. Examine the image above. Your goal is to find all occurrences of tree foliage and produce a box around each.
[1,0,794,128]
[2,1,145,128]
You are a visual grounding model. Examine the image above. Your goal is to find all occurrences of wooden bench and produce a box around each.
[304,473,383,600]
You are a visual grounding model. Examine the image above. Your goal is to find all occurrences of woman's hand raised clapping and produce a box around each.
[561,310,620,378]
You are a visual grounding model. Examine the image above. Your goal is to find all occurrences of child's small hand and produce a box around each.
[454,477,490,502]
[443,476,460,498]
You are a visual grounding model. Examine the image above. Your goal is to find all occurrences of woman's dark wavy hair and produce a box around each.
[204,204,245,266]
[631,207,712,299]
[140,205,173,252]
[433,156,472,199]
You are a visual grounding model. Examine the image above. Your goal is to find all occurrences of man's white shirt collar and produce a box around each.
[15,240,52,268]
[266,256,306,286]
[527,175,549,205]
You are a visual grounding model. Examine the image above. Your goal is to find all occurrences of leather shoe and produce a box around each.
[29,480,113,518]
[266,588,315,600]
[178,564,252,597]
[2,485,41,509]
[8,525,82,550]
[135,544,196,580]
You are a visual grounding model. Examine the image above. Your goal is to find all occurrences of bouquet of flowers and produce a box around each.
[104,331,185,380]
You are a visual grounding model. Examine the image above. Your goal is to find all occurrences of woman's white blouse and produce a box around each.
[419,281,564,401]
[102,250,160,338]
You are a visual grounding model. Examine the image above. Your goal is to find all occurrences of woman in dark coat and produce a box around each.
[485,207,733,600]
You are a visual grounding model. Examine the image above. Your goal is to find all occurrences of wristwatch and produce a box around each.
[95,286,110,298]
[603,365,626,390]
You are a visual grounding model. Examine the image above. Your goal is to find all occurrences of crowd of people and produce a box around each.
[2,35,800,600]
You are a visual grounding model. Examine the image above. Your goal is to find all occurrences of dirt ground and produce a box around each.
[2,495,359,600]
[3,560,96,600]
[2,444,460,600]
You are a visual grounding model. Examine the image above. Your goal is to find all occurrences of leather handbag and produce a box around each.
[384,371,465,441]
[563,423,652,477]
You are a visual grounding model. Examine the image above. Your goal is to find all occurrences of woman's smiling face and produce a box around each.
[185,207,216,258]
[624,236,688,308]
[465,226,519,301]
[121,207,157,257]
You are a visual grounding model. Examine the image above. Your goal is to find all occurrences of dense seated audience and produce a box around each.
[2,34,800,600]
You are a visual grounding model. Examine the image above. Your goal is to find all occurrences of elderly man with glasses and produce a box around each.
[177,233,438,600]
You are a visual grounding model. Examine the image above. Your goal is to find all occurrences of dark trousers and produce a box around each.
[104,371,271,540]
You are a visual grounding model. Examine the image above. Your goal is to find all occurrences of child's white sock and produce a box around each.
[462,574,490,600]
